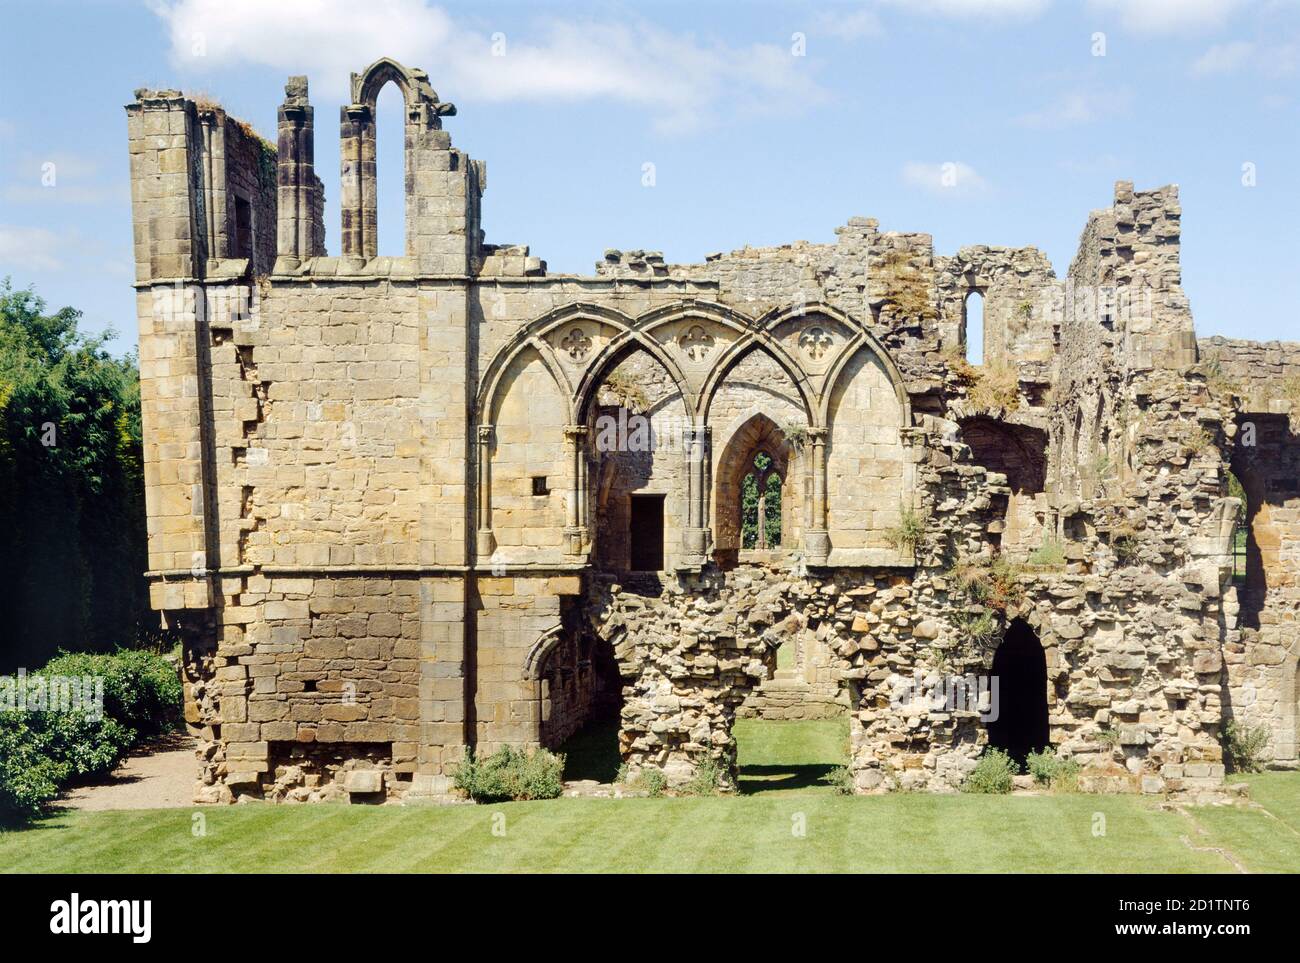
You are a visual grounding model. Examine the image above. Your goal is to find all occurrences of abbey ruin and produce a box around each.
[126,59,1300,803]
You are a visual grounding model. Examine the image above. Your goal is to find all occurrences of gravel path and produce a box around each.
[59,732,197,812]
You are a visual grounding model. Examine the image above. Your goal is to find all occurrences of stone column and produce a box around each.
[681,425,711,566]
[196,109,226,266]
[475,425,495,558]
[275,76,316,270]
[563,425,589,556]
[804,427,831,563]
[339,103,373,259]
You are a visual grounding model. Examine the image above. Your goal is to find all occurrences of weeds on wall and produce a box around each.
[879,249,937,323]
[941,346,1021,412]
[600,371,649,413]
[1222,720,1270,774]
[884,506,925,553]
[1025,540,1066,569]
[942,554,1027,657]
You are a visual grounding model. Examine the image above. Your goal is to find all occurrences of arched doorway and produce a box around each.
[987,619,1049,766]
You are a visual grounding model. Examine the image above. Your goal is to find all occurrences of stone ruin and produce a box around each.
[125,58,1300,803]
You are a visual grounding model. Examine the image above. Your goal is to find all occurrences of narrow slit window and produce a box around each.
[965,290,985,366]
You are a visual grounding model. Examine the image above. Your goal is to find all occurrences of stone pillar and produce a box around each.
[275,76,317,270]
[339,103,374,259]
[804,427,830,563]
[681,425,711,566]
[475,425,495,558]
[196,108,226,266]
[563,425,589,556]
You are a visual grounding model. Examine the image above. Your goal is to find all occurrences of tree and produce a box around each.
[0,280,155,671]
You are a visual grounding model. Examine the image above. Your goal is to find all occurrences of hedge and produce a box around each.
[0,648,182,822]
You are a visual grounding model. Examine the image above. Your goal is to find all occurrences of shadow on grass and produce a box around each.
[737,763,838,795]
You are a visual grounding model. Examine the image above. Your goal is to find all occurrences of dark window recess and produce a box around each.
[302,679,317,692]
[531,476,549,496]
[628,494,665,572]
[233,195,253,260]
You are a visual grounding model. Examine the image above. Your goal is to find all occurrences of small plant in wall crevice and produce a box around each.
[885,506,925,553]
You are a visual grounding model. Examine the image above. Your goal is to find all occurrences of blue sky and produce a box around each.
[1,0,1297,353]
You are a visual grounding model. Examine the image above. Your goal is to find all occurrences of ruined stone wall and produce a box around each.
[130,60,1296,806]
[1194,338,1300,763]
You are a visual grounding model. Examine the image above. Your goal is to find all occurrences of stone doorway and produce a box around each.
[987,618,1050,766]
[538,627,625,784]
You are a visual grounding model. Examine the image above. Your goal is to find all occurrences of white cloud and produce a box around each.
[1192,40,1257,74]
[0,226,66,272]
[878,0,1050,19]
[1192,39,1298,76]
[1088,0,1248,33]
[813,8,884,41]
[901,161,989,196]
[1014,88,1132,128]
[151,0,827,135]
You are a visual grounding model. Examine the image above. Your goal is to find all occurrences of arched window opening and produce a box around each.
[741,450,782,549]
[987,619,1050,767]
[375,82,407,256]
[964,290,985,366]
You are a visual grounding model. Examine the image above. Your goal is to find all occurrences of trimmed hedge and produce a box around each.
[0,648,181,823]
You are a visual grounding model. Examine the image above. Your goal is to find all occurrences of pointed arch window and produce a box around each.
[740,450,782,549]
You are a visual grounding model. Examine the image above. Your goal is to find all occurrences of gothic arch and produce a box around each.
[340,58,456,258]
[574,331,695,425]
[713,412,795,559]
[699,340,817,427]
[523,623,565,680]
[353,57,426,109]
[818,334,912,429]
[477,302,633,424]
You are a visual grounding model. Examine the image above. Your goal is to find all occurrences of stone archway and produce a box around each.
[987,618,1050,766]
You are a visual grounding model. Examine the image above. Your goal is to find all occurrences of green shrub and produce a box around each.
[452,746,565,802]
[1025,748,1080,791]
[962,748,1018,794]
[681,757,724,796]
[0,649,182,823]
[36,708,134,780]
[42,649,182,737]
[639,769,667,797]
[1223,720,1270,774]
[0,712,68,822]
[821,765,855,796]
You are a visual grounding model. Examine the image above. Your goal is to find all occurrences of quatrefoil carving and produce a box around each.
[561,327,592,361]
[800,326,833,361]
[679,325,715,362]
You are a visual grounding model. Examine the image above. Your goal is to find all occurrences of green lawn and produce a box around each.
[1,720,1297,873]
[734,717,849,794]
